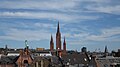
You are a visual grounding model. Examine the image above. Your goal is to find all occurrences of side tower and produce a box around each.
[104,45,108,57]
[50,35,54,51]
[56,22,61,50]
[63,37,66,52]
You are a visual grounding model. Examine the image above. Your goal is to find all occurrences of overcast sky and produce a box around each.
[0,0,120,52]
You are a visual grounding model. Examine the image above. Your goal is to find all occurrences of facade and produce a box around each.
[16,49,33,67]
[16,40,33,67]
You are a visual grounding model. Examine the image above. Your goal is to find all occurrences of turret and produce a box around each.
[104,45,108,57]
[50,35,54,51]
[63,37,66,52]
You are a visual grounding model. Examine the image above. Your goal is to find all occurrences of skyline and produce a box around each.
[0,0,120,52]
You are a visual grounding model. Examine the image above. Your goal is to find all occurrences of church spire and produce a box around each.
[56,21,61,50]
[51,34,53,42]
[57,21,60,34]
[104,45,108,57]
[63,37,66,52]
[105,45,108,53]
[63,37,66,44]
[50,34,54,51]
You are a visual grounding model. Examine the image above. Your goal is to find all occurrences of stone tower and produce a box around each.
[63,37,66,52]
[50,35,54,51]
[105,46,108,53]
[104,45,108,56]
[56,22,61,50]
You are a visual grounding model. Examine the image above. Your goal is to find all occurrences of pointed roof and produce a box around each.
[63,37,66,44]
[5,45,8,49]
[57,21,60,33]
[50,34,53,42]
[105,45,108,53]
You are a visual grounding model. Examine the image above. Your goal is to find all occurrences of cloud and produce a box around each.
[66,27,120,47]
[0,28,51,41]
[63,33,89,39]
[68,40,86,45]
[82,0,120,15]
[0,22,56,41]
[0,0,76,11]
[86,5,120,15]
[85,0,111,3]
[86,27,120,41]
[0,0,119,15]
[0,11,99,22]
[0,22,58,41]
[34,23,56,29]
[62,27,120,46]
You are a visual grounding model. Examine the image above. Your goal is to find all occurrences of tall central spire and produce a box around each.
[57,21,60,34]
[56,21,61,50]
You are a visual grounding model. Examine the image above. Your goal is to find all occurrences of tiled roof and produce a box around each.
[62,52,90,65]
[0,56,19,64]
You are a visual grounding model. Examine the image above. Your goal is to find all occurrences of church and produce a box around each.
[50,22,67,56]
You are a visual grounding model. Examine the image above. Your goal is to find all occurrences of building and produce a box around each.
[63,37,66,52]
[104,46,109,57]
[36,48,45,51]
[50,22,67,56]
[96,56,120,67]
[62,52,90,67]
[0,56,18,67]
[56,22,62,50]
[81,47,87,52]
[16,40,33,67]
[50,35,54,51]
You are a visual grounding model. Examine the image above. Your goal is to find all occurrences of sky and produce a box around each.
[0,0,120,52]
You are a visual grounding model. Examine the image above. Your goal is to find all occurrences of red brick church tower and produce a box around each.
[50,35,54,51]
[50,22,67,56]
[63,37,66,52]
[56,22,61,50]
